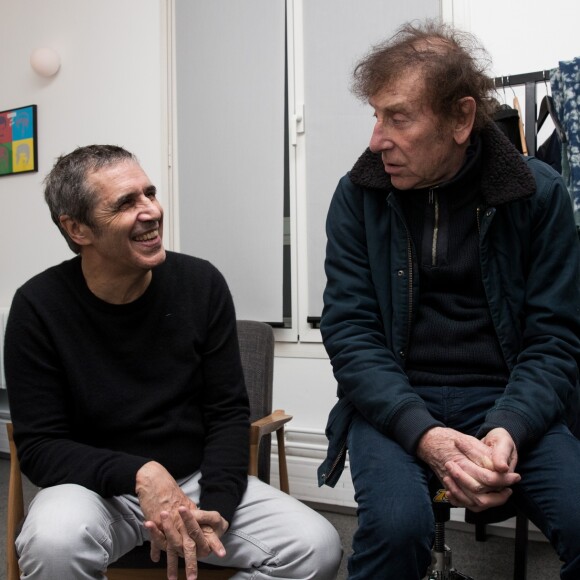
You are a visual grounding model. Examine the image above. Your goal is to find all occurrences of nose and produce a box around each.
[138,195,162,222]
[369,120,393,153]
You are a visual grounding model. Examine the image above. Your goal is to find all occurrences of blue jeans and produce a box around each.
[347,386,580,579]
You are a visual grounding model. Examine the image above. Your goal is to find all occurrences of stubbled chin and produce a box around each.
[142,246,166,268]
[389,176,414,190]
[152,247,166,263]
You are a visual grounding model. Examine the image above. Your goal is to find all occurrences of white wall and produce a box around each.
[0,0,169,308]
[449,0,579,75]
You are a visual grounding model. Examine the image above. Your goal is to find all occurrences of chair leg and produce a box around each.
[7,423,25,580]
[474,522,488,542]
[513,510,528,580]
[276,427,289,494]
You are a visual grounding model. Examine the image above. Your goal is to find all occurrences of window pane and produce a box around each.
[175,0,286,322]
[303,0,440,319]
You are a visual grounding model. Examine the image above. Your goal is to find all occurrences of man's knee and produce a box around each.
[359,497,433,550]
[16,484,135,576]
[288,511,343,580]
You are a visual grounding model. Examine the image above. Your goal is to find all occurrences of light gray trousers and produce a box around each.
[16,474,342,580]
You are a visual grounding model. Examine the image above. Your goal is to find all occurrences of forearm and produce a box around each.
[197,271,250,523]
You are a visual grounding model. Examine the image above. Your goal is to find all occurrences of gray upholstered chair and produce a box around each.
[6,320,291,580]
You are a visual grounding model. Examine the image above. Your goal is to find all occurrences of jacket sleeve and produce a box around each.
[478,160,580,449]
[320,175,442,454]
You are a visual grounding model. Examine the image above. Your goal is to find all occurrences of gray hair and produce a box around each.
[352,19,496,131]
[44,144,136,253]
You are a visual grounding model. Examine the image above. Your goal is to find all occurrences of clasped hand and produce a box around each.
[135,461,229,580]
[417,427,521,512]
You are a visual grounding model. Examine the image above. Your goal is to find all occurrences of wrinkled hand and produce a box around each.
[145,507,229,580]
[417,427,520,512]
[135,461,228,580]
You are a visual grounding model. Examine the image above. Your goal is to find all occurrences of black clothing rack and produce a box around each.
[494,70,552,155]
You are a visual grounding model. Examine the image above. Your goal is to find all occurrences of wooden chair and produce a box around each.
[6,320,292,580]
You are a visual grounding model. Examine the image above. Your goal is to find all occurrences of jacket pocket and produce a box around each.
[317,397,356,487]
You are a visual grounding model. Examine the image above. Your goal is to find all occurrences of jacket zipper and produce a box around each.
[429,188,439,266]
[324,440,347,483]
[390,194,414,362]
[405,228,414,359]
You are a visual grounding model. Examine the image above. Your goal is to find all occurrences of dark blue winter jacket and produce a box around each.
[319,123,580,488]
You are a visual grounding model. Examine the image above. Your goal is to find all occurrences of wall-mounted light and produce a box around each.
[30,47,61,77]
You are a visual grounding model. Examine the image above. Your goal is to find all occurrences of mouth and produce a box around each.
[382,155,401,171]
[384,163,403,174]
[132,228,160,242]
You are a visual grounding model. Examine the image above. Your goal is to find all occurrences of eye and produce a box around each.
[390,115,409,126]
[115,196,134,211]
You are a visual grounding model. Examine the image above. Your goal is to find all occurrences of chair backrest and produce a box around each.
[236,320,275,483]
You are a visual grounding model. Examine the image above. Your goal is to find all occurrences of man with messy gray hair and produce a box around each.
[319,20,580,579]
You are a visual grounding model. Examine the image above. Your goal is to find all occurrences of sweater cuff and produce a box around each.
[200,486,247,527]
[388,402,444,455]
[476,409,532,450]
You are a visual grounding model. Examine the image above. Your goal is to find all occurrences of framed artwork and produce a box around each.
[0,104,38,177]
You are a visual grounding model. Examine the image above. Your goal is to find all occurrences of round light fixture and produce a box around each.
[30,47,61,77]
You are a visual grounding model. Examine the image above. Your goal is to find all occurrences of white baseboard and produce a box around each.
[271,453,357,508]
[0,417,9,455]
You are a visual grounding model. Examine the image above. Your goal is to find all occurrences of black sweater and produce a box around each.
[396,138,509,387]
[5,251,249,525]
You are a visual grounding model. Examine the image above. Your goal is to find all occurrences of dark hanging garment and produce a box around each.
[493,104,524,153]
[536,129,562,173]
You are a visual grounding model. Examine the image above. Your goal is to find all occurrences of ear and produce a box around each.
[59,215,93,247]
[453,97,476,145]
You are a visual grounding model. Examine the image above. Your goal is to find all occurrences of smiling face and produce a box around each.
[69,160,166,283]
[368,70,470,190]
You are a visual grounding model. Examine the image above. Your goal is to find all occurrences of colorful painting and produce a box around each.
[0,105,38,177]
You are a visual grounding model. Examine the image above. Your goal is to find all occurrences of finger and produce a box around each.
[166,549,180,580]
[201,525,226,558]
[489,438,518,473]
[144,520,165,560]
[159,512,184,580]
[442,476,473,507]
[178,507,211,557]
[160,511,185,557]
[181,532,199,580]
[465,488,513,512]
[443,473,513,511]
[191,511,227,557]
[454,437,494,470]
[447,457,520,490]
[444,460,497,495]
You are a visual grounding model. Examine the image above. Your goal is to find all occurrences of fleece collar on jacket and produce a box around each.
[349,121,536,206]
